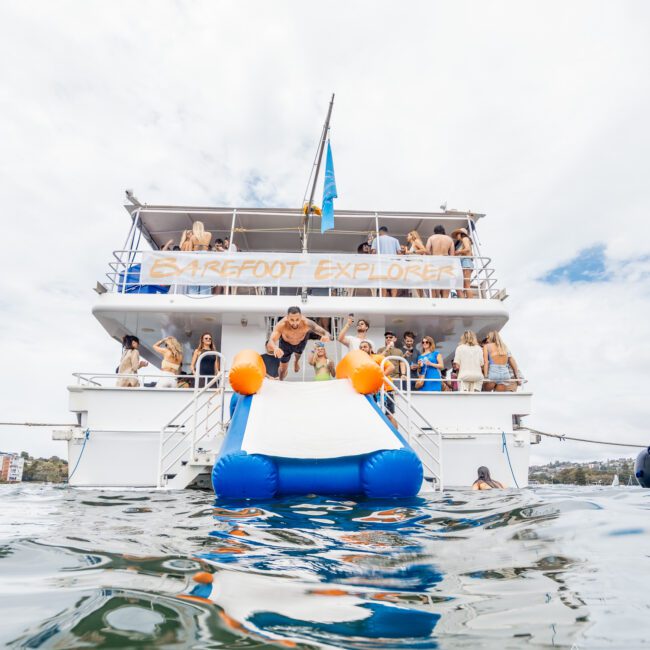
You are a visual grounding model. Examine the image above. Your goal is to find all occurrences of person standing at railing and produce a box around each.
[224,236,238,252]
[181,221,213,295]
[425,226,454,298]
[116,335,148,387]
[153,336,183,388]
[377,331,407,385]
[376,332,405,426]
[482,331,520,392]
[358,341,398,428]
[190,333,219,388]
[371,226,401,297]
[452,227,475,299]
[415,336,444,392]
[405,230,427,297]
[189,221,212,251]
[401,331,421,390]
[453,330,484,392]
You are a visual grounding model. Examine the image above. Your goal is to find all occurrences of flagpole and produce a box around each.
[302,93,335,253]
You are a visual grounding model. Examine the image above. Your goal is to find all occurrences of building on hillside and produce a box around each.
[0,452,25,482]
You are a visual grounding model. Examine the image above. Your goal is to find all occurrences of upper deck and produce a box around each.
[94,198,510,365]
[103,201,504,298]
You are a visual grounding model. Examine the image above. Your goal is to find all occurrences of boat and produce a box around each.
[53,96,533,494]
[611,474,620,486]
[52,193,535,492]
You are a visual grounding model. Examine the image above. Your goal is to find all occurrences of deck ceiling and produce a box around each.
[94,300,506,368]
[127,204,485,254]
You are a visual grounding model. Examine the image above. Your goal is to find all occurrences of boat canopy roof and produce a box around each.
[125,202,485,254]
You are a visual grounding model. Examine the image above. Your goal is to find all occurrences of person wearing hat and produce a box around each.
[452,227,475,299]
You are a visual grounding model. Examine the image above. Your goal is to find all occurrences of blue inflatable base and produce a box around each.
[213,391,423,500]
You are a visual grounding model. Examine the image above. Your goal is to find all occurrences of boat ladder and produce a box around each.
[157,352,226,489]
[381,356,444,490]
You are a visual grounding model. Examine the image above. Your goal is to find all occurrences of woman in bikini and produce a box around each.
[308,342,335,381]
[153,336,184,388]
[189,221,212,251]
[482,331,520,392]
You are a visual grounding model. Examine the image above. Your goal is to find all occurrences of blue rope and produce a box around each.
[501,431,520,489]
[68,429,90,482]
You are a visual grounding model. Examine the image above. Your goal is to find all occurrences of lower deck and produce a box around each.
[93,292,510,372]
[56,381,533,490]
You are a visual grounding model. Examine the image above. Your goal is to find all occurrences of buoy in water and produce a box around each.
[634,447,650,488]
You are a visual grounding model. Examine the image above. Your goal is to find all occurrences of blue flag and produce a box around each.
[321,141,337,232]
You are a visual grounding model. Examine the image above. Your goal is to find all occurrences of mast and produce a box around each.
[301,93,335,253]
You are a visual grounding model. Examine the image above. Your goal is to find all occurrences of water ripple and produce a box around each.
[0,484,649,648]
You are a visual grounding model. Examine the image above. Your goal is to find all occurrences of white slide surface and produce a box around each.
[241,379,403,459]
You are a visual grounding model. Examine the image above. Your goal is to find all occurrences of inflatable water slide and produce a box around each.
[212,350,423,499]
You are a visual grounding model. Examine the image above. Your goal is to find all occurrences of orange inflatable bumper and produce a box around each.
[229,350,266,395]
[336,350,384,395]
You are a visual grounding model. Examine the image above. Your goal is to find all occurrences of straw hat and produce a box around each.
[451,227,470,239]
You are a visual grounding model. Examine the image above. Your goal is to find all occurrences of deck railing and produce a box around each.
[379,356,443,489]
[102,249,502,299]
[157,351,226,488]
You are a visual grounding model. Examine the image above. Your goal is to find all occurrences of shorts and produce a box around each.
[487,364,510,385]
[278,336,308,363]
[461,258,474,270]
[384,391,396,415]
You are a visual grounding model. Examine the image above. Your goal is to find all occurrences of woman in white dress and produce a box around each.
[453,330,484,392]
[117,335,148,387]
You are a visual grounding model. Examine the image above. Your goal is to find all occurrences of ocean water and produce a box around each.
[0,485,648,649]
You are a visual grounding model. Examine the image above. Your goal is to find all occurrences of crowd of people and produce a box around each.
[116,332,220,389]
[365,225,477,298]
[116,308,521,400]
[155,221,477,299]
[160,221,238,253]
[261,309,522,395]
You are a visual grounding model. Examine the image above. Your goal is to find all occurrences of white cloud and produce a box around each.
[0,0,649,463]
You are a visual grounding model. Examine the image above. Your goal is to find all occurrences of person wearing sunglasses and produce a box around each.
[415,336,444,391]
[191,332,219,387]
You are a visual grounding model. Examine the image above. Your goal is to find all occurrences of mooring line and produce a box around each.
[519,426,646,449]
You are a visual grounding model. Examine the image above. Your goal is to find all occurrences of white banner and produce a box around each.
[139,251,464,289]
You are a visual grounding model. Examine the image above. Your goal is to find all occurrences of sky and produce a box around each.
[0,0,649,465]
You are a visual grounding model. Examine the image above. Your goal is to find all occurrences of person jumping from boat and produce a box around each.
[270,306,331,380]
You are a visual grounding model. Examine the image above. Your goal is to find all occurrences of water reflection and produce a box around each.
[2,485,647,648]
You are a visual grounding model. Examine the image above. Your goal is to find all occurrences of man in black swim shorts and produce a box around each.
[269,306,331,380]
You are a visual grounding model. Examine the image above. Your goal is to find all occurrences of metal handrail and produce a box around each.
[157,351,227,488]
[379,356,443,489]
[72,372,206,388]
[157,376,224,485]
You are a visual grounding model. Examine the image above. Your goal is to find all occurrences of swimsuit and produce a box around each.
[314,359,333,381]
[278,335,308,363]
